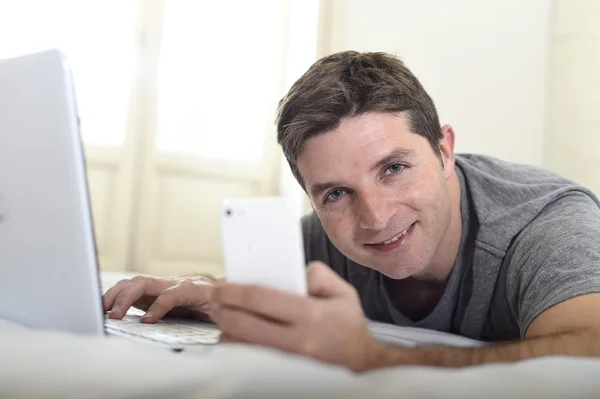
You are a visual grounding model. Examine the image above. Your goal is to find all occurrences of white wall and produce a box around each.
[321,0,553,167]
[545,0,600,195]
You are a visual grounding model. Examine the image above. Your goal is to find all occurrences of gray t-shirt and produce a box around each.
[301,154,600,341]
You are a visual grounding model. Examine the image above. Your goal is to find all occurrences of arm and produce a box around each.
[211,194,600,371]
[211,263,600,372]
[374,190,600,369]
[368,293,600,369]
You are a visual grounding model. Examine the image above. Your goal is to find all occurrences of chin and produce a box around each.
[358,259,414,280]
[380,266,416,280]
[367,257,427,280]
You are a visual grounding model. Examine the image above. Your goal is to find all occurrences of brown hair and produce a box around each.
[276,51,442,189]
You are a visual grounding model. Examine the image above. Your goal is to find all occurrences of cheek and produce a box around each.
[403,176,437,205]
[401,170,448,216]
[318,208,353,241]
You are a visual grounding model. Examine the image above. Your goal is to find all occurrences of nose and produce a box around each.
[356,192,394,231]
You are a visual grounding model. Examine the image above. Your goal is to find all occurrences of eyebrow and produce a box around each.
[309,180,345,200]
[369,148,416,173]
[308,147,416,199]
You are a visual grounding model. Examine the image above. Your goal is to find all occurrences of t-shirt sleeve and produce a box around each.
[504,191,600,337]
[301,211,331,266]
[301,211,349,279]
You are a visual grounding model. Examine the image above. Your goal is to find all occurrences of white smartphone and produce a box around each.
[220,197,307,296]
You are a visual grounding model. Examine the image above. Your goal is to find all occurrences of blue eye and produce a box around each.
[326,189,346,203]
[384,163,405,176]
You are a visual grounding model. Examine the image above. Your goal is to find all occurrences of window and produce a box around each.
[155,0,291,163]
[0,0,137,147]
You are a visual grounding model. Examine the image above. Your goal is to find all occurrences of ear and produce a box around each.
[438,124,456,179]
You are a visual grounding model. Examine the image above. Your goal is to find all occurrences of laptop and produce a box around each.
[0,49,220,350]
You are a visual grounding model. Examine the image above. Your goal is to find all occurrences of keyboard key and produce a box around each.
[105,315,220,345]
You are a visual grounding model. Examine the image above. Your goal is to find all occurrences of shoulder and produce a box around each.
[301,211,355,279]
[456,153,600,252]
[301,211,333,265]
[507,191,600,265]
[301,211,326,249]
[502,191,600,334]
[455,153,584,193]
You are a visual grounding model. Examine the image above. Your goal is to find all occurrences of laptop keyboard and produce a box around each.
[105,314,221,346]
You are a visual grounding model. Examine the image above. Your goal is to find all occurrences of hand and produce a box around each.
[102,275,215,323]
[210,261,384,372]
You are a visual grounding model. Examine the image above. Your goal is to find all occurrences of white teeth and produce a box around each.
[379,225,411,245]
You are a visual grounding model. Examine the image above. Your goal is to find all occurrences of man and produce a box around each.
[103,51,600,372]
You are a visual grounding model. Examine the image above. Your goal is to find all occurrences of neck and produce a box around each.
[418,172,463,282]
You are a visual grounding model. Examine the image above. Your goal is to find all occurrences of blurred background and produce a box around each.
[0,0,597,278]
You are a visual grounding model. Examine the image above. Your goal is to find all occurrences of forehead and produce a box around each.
[297,112,421,183]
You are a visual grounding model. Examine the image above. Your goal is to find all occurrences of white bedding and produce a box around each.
[1,272,600,398]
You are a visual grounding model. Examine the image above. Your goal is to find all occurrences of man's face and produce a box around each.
[298,112,456,279]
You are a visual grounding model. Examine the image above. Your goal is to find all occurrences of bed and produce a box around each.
[1,272,599,398]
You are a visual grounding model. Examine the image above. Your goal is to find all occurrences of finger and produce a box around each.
[218,332,244,344]
[211,305,297,353]
[102,280,130,313]
[213,283,310,323]
[306,261,353,298]
[141,280,209,323]
[109,277,172,319]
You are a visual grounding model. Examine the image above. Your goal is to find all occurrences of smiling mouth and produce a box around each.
[367,223,415,246]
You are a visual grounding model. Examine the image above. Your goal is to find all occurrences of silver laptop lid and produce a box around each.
[0,49,104,335]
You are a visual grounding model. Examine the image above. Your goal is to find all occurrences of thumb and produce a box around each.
[306,261,353,298]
